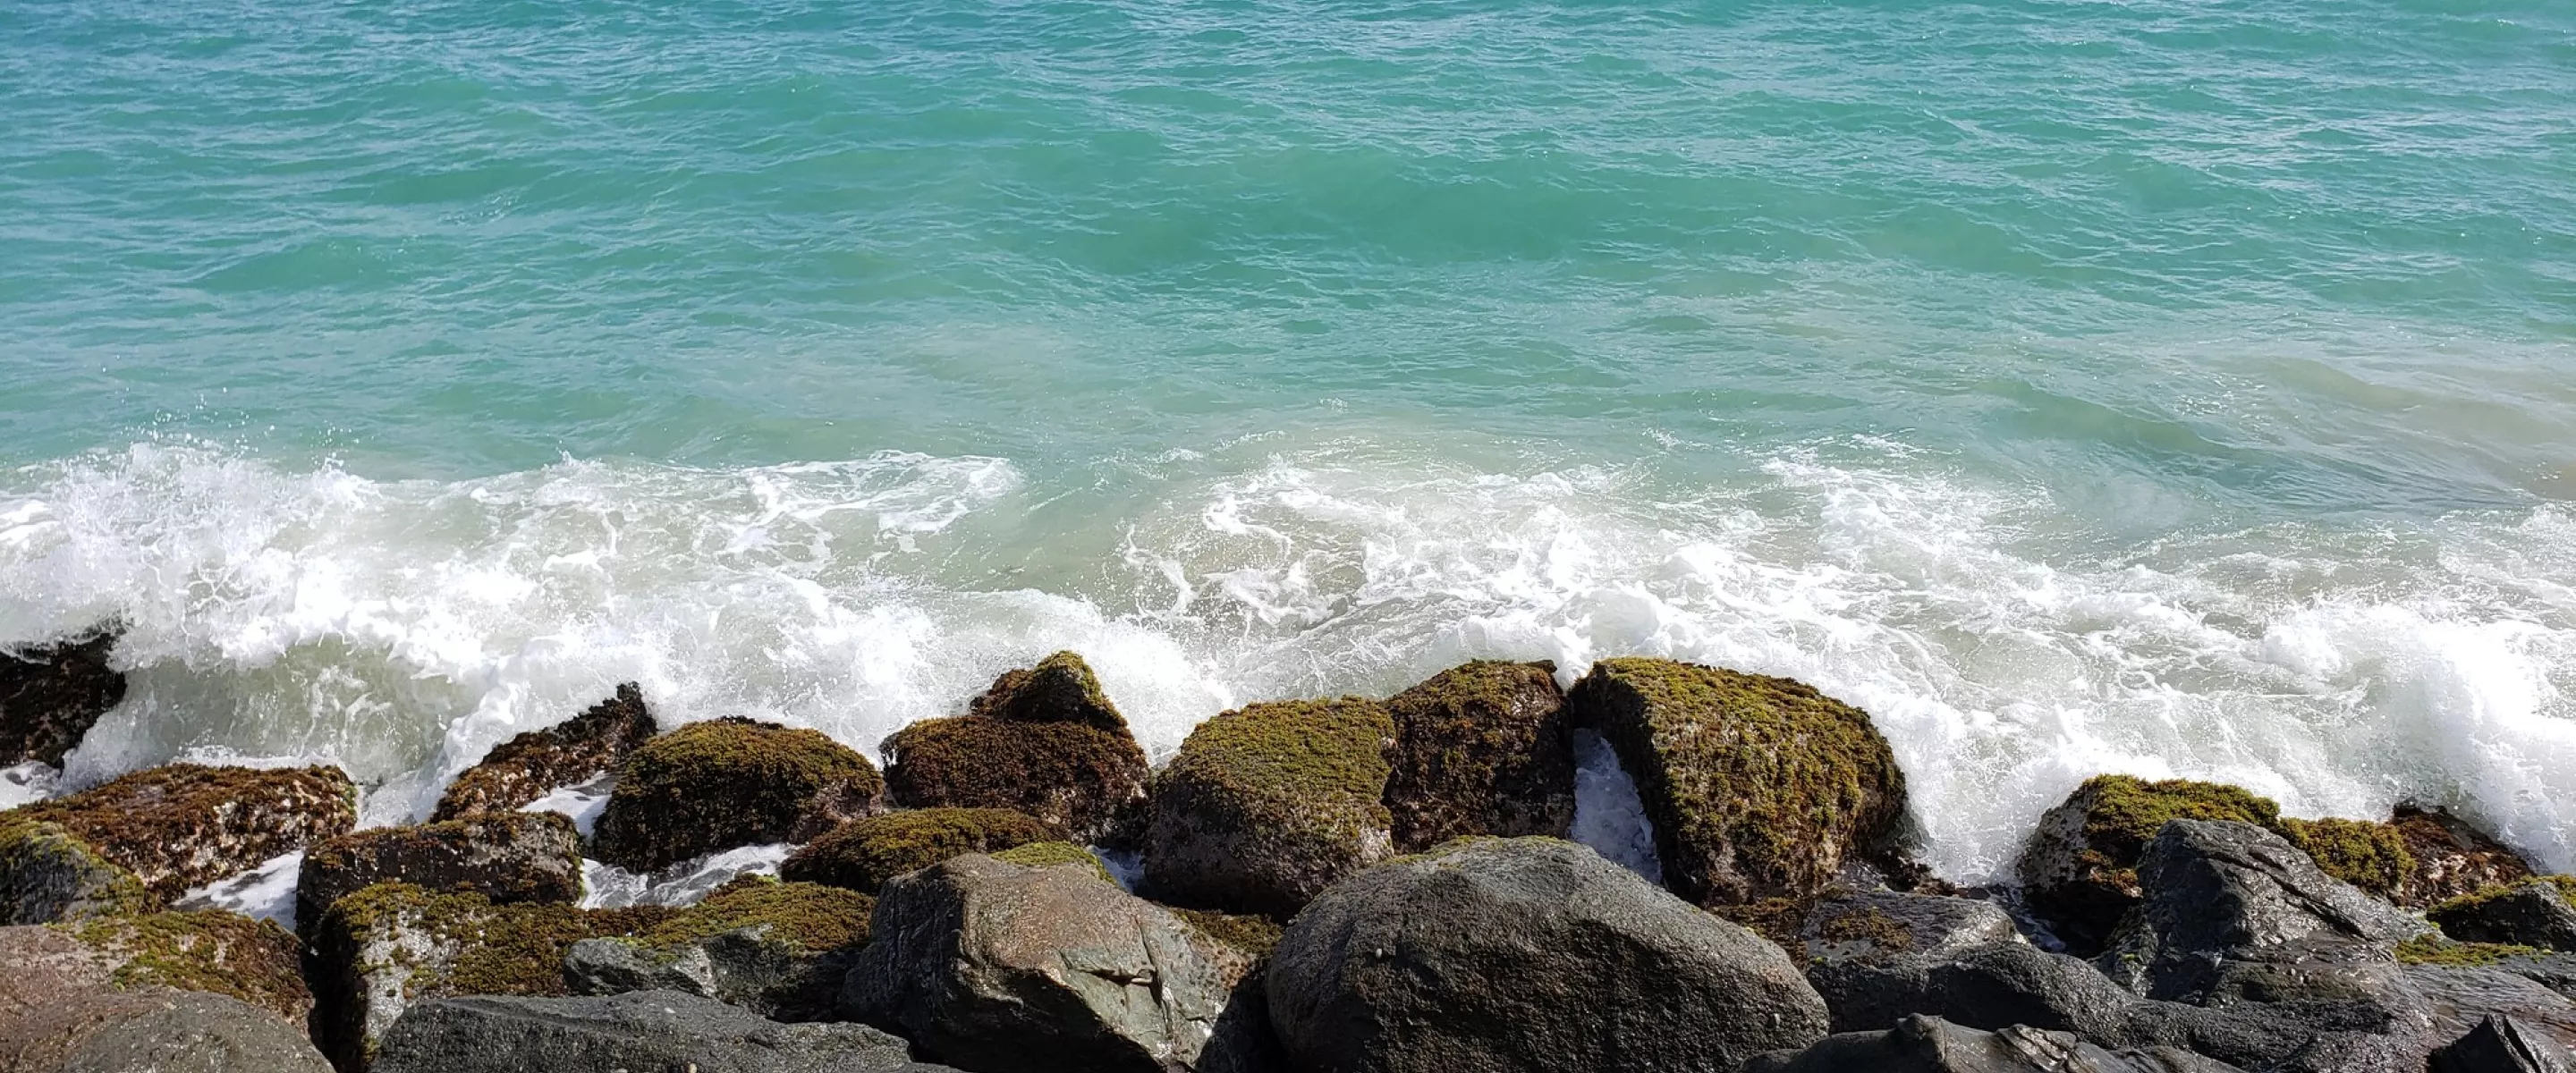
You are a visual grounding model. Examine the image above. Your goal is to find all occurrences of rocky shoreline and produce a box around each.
[3,633,2572,1072]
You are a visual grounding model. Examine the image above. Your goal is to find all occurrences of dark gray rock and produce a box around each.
[54,990,334,1073]
[2432,1015,2576,1073]
[1801,890,2023,967]
[1266,836,1829,1073]
[1745,1014,2243,1073]
[2436,881,2576,953]
[374,990,954,1073]
[0,819,148,925]
[1812,938,2136,1039]
[2097,819,2427,1004]
[294,811,583,932]
[0,628,125,768]
[566,925,856,1024]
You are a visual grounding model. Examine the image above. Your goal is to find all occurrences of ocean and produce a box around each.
[3,0,2572,883]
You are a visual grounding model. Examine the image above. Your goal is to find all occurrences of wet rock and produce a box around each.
[2281,816,2418,903]
[1813,936,2138,1039]
[1800,890,2022,967]
[0,818,150,925]
[2098,819,2427,1004]
[565,876,872,1023]
[10,763,357,902]
[1745,1014,2245,1073]
[1267,836,1829,1073]
[373,990,957,1073]
[781,807,1061,894]
[1144,697,1395,918]
[1380,660,1574,852]
[881,653,1149,843]
[30,989,334,1073]
[2395,806,2540,908]
[2435,879,2576,953]
[843,853,1234,1073]
[589,717,883,873]
[1563,658,1906,908]
[430,683,657,821]
[0,629,125,769]
[2431,1014,2576,1073]
[295,812,582,932]
[2018,776,2284,955]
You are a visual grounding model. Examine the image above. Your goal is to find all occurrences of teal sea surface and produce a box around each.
[2,0,2573,879]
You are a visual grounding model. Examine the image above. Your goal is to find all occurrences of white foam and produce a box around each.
[174,849,302,926]
[580,842,796,909]
[0,763,59,810]
[1571,730,1662,883]
[521,779,613,839]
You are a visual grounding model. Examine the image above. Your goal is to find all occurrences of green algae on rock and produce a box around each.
[589,716,882,872]
[2428,875,2576,952]
[965,651,1130,731]
[57,908,311,1022]
[295,811,583,933]
[1144,697,1396,919]
[780,807,1061,895]
[1381,660,1575,852]
[880,652,1150,844]
[13,763,358,902]
[2280,816,2415,901]
[430,683,657,822]
[2016,774,2282,954]
[0,815,151,925]
[1563,658,1907,910]
[991,840,1115,883]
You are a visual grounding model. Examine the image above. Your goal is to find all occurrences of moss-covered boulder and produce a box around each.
[1563,659,1907,911]
[1144,697,1396,919]
[0,924,332,1071]
[2015,774,2282,954]
[53,908,311,1022]
[0,816,150,925]
[2430,877,2576,953]
[10,763,357,902]
[308,882,675,1069]
[295,812,582,933]
[991,840,1115,883]
[880,652,1150,844]
[431,683,657,821]
[780,807,1061,894]
[589,717,883,873]
[0,627,126,767]
[1381,660,1575,852]
[564,876,873,1022]
[2390,804,2537,908]
[2280,815,2415,901]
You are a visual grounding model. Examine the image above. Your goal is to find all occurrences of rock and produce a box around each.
[2099,819,2428,1004]
[6,763,358,903]
[780,807,1062,894]
[307,881,676,1069]
[589,717,883,872]
[2281,816,2416,903]
[0,629,125,768]
[1746,1014,2245,1073]
[565,876,871,1022]
[295,812,583,932]
[2394,806,2538,908]
[1812,936,2139,1039]
[0,818,149,925]
[843,852,1235,1073]
[2431,1014,2576,1073]
[1380,660,1574,852]
[992,840,1116,883]
[0,923,327,1073]
[430,683,657,821]
[1267,836,1830,1073]
[2436,879,2576,953]
[1800,890,2023,967]
[49,909,311,1022]
[373,990,957,1073]
[1143,697,1395,918]
[31,990,334,1073]
[2018,776,2284,954]
[1563,658,1906,908]
[881,653,1148,844]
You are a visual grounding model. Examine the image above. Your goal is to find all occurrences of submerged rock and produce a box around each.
[1144,697,1396,918]
[565,876,872,1022]
[1746,1015,2245,1073]
[2017,776,2283,955]
[881,653,1148,843]
[2435,879,2576,954]
[1380,660,1575,852]
[1267,836,1830,1073]
[9,763,358,902]
[1563,657,1908,908]
[373,990,953,1073]
[843,853,1235,1073]
[0,817,150,925]
[780,807,1062,895]
[296,811,583,932]
[430,683,657,822]
[589,717,883,873]
[0,629,126,768]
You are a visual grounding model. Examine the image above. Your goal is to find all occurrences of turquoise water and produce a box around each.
[4,0,2573,879]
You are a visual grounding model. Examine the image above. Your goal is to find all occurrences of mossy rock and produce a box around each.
[780,807,1061,894]
[431,683,657,821]
[881,715,1148,845]
[12,763,358,901]
[992,840,1116,883]
[55,908,310,1022]
[294,811,583,933]
[643,874,875,951]
[1563,658,1907,910]
[965,651,1130,731]
[1381,660,1575,853]
[1143,697,1396,919]
[589,717,883,873]
[2280,816,2414,900]
[2394,932,2543,967]
[1173,907,1284,962]
[2388,804,2537,908]
[2016,774,2283,954]
[2428,875,2576,952]
[563,875,876,1022]
[0,627,126,767]
[0,815,151,925]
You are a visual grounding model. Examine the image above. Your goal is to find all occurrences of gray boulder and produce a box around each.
[373,990,956,1073]
[1801,890,2024,967]
[0,819,148,925]
[1746,1014,2242,1073]
[566,925,856,1024]
[1266,836,1829,1073]
[52,991,335,1073]
[2432,1015,2576,1073]
[843,853,1237,1073]
[2098,819,2426,1004]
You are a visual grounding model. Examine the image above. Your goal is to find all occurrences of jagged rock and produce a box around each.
[7,763,357,902]
[1563,658,1906,908]
[564,877,872,1022]
[2098,819,2427,1004]
[0,629,125,768]
[2436,879,2576,953]
[881,653,1149,843]
[1144,697,1396,918]
[781,807,1061,895]
[1380,660,1574,852]
[589,717,883,872]
[373,990,958,1073]
[2431,1014,2576,1073]
[296,812,582,932]
[2018,776,2283,955]
[2396,807,2539,908]
[431,684,657,821]
[1746,1014,2245,1073]
[25,990,334,1073]
[0,818,149,925]
[843,853,1235,1073]
[1267,836,1829,1073]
